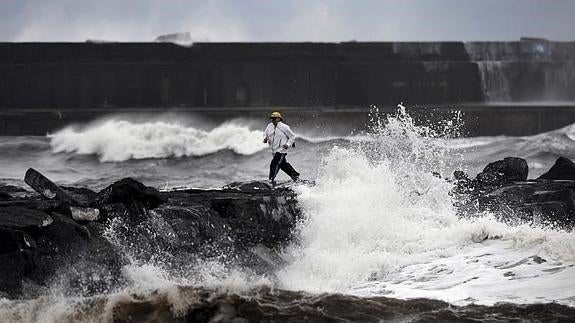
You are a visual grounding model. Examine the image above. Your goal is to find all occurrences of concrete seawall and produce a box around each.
[1,40,574,110]
[0,40,574,136]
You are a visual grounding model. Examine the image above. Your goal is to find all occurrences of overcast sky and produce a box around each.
[1,0,574,42]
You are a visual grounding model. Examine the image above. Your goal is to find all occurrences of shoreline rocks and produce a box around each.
[453,157,575,228]
[2,157,575,299]
[0,170,300,299]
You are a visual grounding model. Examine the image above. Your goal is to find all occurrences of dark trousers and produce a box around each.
[269,152,300,181]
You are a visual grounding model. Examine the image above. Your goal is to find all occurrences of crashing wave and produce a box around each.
[47,118,358,162]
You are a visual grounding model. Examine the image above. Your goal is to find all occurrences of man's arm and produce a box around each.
[283,124,296,147]
[263,124,270,143]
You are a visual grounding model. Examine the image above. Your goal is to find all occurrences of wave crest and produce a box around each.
[48,120,267,162]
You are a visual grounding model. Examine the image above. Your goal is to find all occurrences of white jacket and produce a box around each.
[263,122,296,154]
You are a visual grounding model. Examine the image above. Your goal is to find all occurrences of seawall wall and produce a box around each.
[1,40,574,110]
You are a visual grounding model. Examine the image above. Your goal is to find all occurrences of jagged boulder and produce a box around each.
[0,172,301,298]
[538,157,575,180]
[453,157,575,229]
[94,178,167,209]
[0,184,28,200]
[25,168,79,205]
[475,157,528,186]
[0,206,53,229]
[0,227,36,254]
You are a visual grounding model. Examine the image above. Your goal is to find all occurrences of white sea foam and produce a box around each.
[48,119,268,162]
[278,105,575,305]
[47,118,359,163]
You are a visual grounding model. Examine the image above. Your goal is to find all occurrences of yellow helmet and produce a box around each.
[270,111,282,120]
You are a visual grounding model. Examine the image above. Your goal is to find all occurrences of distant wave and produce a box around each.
[48,119,268,162]
[47,119,355,162]
[446,122,575,159]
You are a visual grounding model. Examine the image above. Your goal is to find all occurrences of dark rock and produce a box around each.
[538,157,575,180]
[0,178,299,298]
[453,157,575,229]
[61,186,98,206]
[224,181,274,191]
[94,178,167,210]
[0,184,28,194]
[477,157,528,185]
[0,183,28,201]
[0,199,63,213]
[0,227,36,254]
[0,206,53,229]
[35,214,91,251]
[0,251,32,298]
[24,168,79,205]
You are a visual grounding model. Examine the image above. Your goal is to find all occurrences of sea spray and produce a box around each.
[278,104,464,292]
[278,105,575,305]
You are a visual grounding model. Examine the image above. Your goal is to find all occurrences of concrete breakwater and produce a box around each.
[0,39,574,111]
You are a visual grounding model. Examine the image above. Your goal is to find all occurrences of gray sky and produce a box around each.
[1,0,574,42]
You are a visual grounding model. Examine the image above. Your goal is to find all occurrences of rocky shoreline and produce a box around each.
[0,171,300,299]
[453,156,575,228]
[1,156,575,301]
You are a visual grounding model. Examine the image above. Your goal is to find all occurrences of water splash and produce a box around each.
[278,104,464,292]
[277,104,575,306]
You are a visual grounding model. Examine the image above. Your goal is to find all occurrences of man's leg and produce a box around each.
[280,155,300,181]
[269,152,285,181]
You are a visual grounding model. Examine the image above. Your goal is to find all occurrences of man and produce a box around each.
[263,111,300,183]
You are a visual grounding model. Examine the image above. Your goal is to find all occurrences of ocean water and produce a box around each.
[1,106,575,321]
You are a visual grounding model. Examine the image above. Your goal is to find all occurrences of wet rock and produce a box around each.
[538,157,575,180]
[0,184,28,195]
[61,186,98,206]
[94,178,167,210]
[24,168,79,205]
[0,184,29,201]
[0,251,32,298]
[0,175,299,298]
[0,199,63,213]
[454,157,575,228]
[0,206,53,229]
[476,157,528,185]
[0,227,36,254]
[224,181,274,191]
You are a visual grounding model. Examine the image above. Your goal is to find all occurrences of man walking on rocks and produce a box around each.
[263,111,300,183]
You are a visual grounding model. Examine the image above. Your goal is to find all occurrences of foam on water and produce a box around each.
[48,119,268,162]
[277,105,575,305]
[46,117,358,163]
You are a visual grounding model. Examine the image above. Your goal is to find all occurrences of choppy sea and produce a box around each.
[1,106,575,322]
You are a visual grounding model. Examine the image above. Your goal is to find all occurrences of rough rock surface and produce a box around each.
[538,156,575,180]
[475,157,529,186]
[454,157,575,228]
[3,157,575,299]
[0,171,301,299]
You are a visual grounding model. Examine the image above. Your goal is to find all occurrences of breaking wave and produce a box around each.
[48,119,267,162]
[277,105,575,305]
[47,118,356,162]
